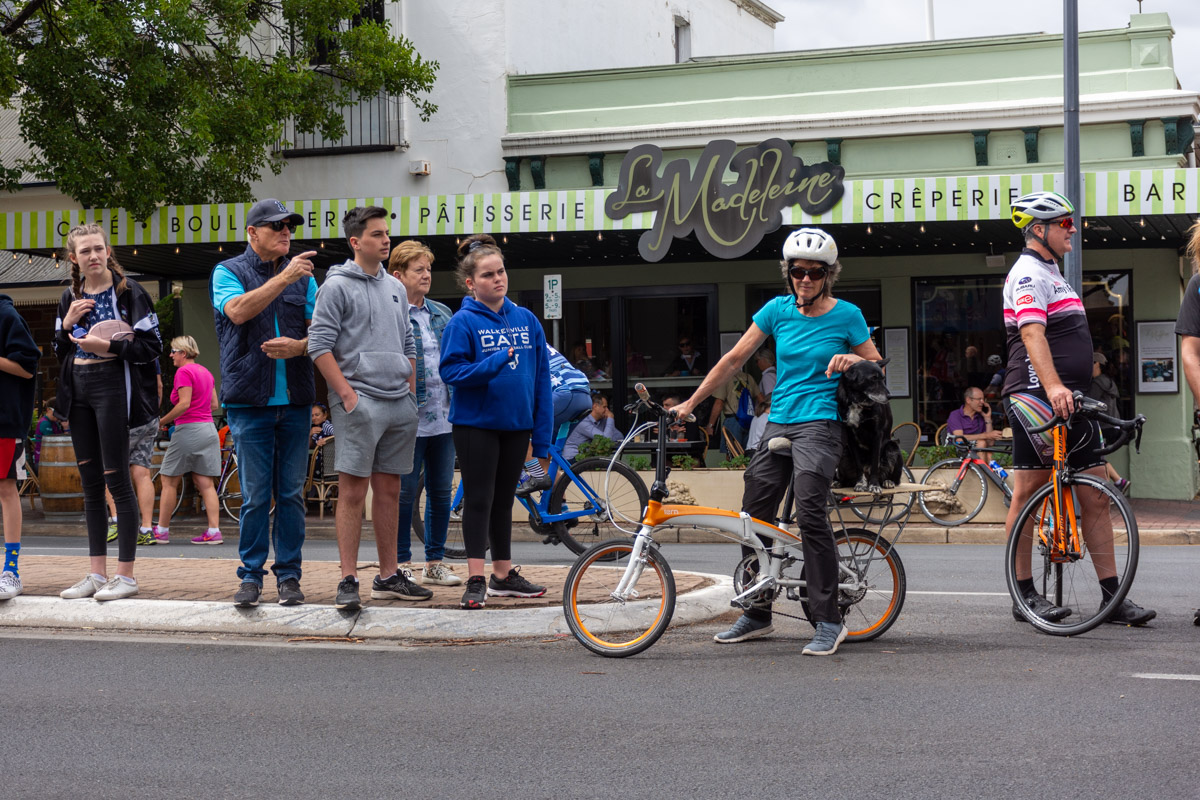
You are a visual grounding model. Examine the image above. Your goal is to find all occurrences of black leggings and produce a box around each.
[69,360,139,562]
[452,425,530,561]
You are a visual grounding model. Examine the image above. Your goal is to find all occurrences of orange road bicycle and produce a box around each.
[563,384,914,658]
[1004,392,1146,636]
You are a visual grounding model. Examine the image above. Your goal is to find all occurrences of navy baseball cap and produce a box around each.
[246,199,304,229]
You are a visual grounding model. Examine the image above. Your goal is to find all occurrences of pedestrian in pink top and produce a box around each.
[155,336,223,544]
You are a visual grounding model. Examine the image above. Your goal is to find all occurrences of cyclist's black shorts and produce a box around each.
[1004,391,1105,472]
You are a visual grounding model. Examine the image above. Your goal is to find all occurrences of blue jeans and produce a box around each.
[396,432,456,563]
[227,404,309,586]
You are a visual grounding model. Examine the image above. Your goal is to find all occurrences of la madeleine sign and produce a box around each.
[605,138,845,262]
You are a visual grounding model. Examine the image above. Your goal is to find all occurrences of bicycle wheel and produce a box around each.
[917,460,987,526]
[1005,474,1138,636]
[548,458,649,556]
[847,465,916,525]
[563,538,676,657]
[797,528,906,642]
[409,475,469,560]
[219,464,243,521]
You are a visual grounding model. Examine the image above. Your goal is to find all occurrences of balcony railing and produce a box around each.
[277,90,402,157]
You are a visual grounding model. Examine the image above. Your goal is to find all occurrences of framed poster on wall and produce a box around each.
[881,327,911,398]
[1135,320,1179,393]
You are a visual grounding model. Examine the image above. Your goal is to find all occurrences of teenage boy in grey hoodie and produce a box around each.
[308,206,432,610]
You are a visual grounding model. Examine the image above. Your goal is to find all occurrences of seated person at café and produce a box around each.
[643,394,706,464]
[562,392,623,461]
[947,386,1003,446]
[664,336,706,377]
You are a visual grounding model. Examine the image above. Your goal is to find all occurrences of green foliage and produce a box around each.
[915,444,958,466]
[627,455,650,472]
[719,454,750,470]
[575,435,615,460]
[671,454,698,471]
[0,0,438,219]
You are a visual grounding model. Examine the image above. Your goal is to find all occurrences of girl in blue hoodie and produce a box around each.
[439,234,552,609]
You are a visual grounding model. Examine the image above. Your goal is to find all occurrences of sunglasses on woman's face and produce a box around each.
[788,265,828,281]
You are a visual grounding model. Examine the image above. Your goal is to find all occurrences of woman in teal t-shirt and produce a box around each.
[672,228,882,657]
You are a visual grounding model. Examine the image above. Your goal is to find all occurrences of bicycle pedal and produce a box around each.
[542,536,557,545]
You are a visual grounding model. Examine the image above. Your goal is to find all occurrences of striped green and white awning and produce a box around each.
[2,167,1195,251]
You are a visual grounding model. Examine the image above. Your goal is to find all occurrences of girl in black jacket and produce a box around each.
[53,223,162,601]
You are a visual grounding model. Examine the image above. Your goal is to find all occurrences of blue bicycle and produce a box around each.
[410,440,649,559]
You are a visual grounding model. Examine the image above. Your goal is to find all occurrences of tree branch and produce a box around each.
[3,0,48,37]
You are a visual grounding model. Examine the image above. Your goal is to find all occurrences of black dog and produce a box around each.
[834,358,903,494]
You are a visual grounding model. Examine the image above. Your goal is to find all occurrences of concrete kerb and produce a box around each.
[0,573,736,641]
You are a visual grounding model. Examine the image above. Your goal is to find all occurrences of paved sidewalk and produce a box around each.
[0,555,731,642]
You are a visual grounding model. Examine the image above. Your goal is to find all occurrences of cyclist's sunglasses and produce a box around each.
[262,219,296,232]
[1049,217,1076,231]
[788,265,828,281]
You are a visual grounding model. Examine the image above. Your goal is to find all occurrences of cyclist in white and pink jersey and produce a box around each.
[1002,190,1154,627]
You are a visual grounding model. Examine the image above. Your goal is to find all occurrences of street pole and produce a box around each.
[925,0,935,40]
[1063,0,1082,292]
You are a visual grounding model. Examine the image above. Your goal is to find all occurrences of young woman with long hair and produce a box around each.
[54,223,162,601]
[438,234,552,609]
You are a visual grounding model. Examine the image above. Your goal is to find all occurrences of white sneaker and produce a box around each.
[0,571,22,600]
[61,574,107,599]
[94,576,139,602]
[421,562,463,586]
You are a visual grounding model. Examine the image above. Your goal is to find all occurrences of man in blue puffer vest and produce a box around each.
[210,199,317,609]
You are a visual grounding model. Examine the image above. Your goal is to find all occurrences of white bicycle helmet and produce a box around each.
[1011,191,1075,229]
[782,227,838,265]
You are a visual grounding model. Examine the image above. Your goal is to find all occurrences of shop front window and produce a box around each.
[913,272,1133,439]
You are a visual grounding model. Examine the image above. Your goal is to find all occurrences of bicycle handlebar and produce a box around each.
[628,382,697,423]
[1025,391,1146,455]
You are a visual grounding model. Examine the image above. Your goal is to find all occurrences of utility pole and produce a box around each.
[925,0,935,40]
[1063,0,1082,292]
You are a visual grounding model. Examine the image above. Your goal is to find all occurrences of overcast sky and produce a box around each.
[770,0,1200,92]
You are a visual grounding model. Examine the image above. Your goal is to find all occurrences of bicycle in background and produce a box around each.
[411,433,649,560]
[917,436,1016,526]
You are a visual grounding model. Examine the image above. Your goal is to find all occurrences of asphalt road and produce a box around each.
[4,544,1199,799]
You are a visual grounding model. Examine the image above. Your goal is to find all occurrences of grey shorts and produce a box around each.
[160,421,222,477]
[748,419,844,481]
[330,392,418,478]
[128,418,160,468]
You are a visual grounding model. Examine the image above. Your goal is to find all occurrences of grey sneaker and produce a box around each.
[335,576,362,610]
[277,577,304,606]
[61,574,107,599]
[371,570,433,601]
[94,576,139,602]
[0,571,22,600]
[421,562,463,586]
[233,581,261,608]
[802,621,848,656]
[714,613,774,643]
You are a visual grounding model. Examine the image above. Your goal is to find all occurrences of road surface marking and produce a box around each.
[908,591,1009,596]
[1132,673,1200,682]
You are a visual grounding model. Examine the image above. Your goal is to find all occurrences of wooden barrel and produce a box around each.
[39,434,84,518]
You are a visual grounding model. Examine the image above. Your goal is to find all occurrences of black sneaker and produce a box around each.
[1193,608,1200,626]
[335,576,361,611]
[460,575,487,609]
[1106,598,1156,626]
[233,581,261,608]
[371,570,433,602]
[1012,591,1072,623]
[487,566,546,598]
[515,473,553,498]
[277,577,305,606]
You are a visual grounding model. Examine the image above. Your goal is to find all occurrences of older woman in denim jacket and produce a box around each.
[390,241,461,586]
